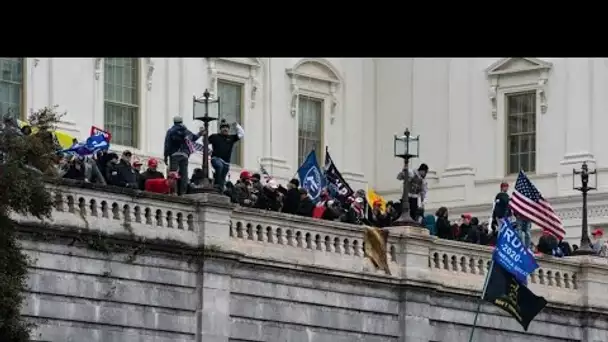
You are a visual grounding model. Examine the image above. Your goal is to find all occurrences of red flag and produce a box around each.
[90,126,112,142]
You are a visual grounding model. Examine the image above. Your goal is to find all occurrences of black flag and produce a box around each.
[324,148,354,200]
[483,263,547,331]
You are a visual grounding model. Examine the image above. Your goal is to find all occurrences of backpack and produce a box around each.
[170,126,188,151]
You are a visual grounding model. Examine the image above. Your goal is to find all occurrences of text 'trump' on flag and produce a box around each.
[509,170,566,241]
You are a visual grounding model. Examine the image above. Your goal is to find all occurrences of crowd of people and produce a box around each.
[4,113,608,259]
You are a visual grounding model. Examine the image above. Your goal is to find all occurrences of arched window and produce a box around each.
[207,58,261,166]
[104,58,140,147]
[286,58,342,167]
[0,58,24,120]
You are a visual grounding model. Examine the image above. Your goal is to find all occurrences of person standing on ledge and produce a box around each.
[208,119,245,191]
[492,182,510,228]
[164,116,203,195]
[397,163,429,222]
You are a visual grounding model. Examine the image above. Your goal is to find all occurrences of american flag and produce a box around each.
[509,170,566,240]
[185,139,205,154]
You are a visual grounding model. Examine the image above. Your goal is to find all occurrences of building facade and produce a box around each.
[2,57,607,241]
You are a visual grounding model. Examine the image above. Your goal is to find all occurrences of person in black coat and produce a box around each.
[254,181,283,211]
[296,188,314,217]
[63,156,86,181]
[108,150,138,188]
[435,207,454,240]
[281,179,301,215]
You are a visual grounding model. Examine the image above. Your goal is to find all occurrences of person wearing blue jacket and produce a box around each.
[163,116,203,195]
[422,214,437,236]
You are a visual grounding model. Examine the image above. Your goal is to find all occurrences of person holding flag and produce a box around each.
[468,219,547,340]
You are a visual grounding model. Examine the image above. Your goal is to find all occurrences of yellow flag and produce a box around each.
[366,188,387,213]
[18,119,76,149]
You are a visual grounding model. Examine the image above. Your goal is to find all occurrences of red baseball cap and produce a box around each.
[592,228,603,237]
[148,158,158,168]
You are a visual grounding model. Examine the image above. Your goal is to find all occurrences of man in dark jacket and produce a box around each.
[233,171,255,207]
[109,150,138,188]
[163,116,203,195]
[254,180,282,211]
[296,188,314,217]
[209,119,244,191]
[457,213,473,241]
[282,179,301,215]
[492,182,510,225]
[138,158,164,190]
[63,156,86,181]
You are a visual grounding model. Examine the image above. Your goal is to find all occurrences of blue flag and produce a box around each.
[492,220,539,285]
[61,134,110,156]
[297,150,326,203]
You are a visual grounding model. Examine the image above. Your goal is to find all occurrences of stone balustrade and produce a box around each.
[12,180,608,314]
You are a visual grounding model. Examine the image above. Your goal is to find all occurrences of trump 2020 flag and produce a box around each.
[61,134,110,156]
[493,220,539,285]
[483,263,547,331]
[297,150,326,203]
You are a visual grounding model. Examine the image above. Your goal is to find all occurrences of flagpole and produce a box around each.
[468,259,495,342]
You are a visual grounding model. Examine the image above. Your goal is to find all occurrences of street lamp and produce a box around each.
[193,89,220,191]
[572,161,597,255]
[392,128,420,226]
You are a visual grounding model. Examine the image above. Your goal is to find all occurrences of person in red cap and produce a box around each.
[233,170,255,207]
[138,158,164,190]
[492,181,511,228]
[591,228,604,254]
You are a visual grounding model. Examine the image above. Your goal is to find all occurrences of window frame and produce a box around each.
[505,91,537,175]
[296,94,325,167]
[0,58,26,120]
[286,59,342,171]
[102,57,142,149]
[206,58,260,169]
[486,58,551,177]
[216,78,245,166]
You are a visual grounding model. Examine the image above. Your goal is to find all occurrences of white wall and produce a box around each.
[19,58,608,199]
[21,57,374,190]
[18,57,608,242]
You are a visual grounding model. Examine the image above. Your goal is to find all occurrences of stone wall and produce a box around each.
[11,181,608,342]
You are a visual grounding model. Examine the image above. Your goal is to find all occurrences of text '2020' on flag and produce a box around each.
[509,170,565,241]
[493,220,538,285]
[297,150,326,203]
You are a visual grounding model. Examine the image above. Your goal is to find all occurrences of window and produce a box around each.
[104,58,139,147]
[0,58,24,120]
[507,92,536,174]
[297,96,323,166]
[217,80,244,165]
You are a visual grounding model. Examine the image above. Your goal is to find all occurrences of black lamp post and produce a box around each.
[193,89,220,192]
[572,161,597,255]
[392,128,420,226]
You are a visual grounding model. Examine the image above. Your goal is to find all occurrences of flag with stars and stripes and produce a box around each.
[185,138,205,154]
[509,170,565,241]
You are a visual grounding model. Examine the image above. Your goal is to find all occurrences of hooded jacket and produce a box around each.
[164,124,201,159]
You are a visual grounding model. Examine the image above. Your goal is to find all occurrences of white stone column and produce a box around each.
[443,59,474,177]
[561,58,594,166]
